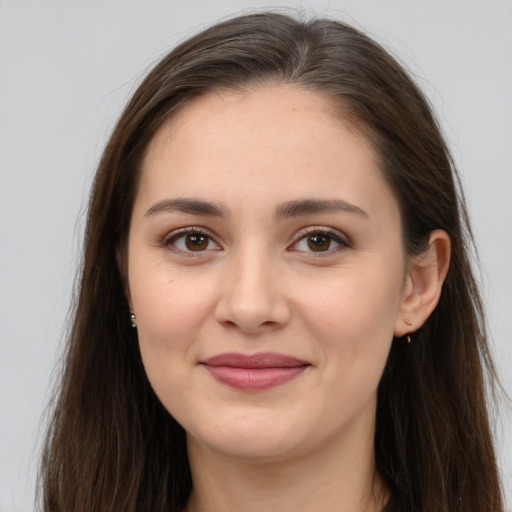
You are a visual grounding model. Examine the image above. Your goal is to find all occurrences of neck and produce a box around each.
[184,416,388,512]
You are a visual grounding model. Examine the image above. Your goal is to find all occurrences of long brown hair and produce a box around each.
[39,12,504,512]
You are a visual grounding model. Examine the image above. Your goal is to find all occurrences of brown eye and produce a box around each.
[166,230,220,254]
[184,233,209,251]
[291,228,349,256]
[307,234,332,252]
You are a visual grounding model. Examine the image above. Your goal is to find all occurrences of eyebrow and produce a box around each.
[144,197,367,219]
[275,199,368,219]
[145,198,227,218]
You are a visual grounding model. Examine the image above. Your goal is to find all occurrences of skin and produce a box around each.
[125,85,450,512]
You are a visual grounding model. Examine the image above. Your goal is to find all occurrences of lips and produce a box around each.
[200,352,310,391]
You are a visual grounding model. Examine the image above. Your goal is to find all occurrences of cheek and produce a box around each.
[294,264,402,398]
[298,263,402,340]
[128,264,219,393]
[130,259,217,339]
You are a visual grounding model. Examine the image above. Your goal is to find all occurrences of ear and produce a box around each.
[116,248,132,307]
[394,229,451,337]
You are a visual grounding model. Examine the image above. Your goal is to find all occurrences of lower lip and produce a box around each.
[203,365,308,391]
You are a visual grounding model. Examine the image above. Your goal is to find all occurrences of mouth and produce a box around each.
[200,352,311,391]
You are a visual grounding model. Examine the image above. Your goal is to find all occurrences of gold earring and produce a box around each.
[403,319,412,343]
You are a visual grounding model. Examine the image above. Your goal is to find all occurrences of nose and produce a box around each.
[214,250,291,334]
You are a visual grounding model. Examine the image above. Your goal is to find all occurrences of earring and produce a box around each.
[130,313,137,328]
[404,319,412,343]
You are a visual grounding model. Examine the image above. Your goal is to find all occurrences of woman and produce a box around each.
[39,12,504,512]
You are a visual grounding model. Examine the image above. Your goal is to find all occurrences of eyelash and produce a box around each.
[289,226,351,257]
[160,226,351,257]
[161,227,221,257]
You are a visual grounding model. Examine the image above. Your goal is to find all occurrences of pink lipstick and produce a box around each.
[200,352,309,391]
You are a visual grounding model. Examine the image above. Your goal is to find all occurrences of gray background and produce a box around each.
[1,1,511,510]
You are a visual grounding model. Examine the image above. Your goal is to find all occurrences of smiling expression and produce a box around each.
[126,85,410,462]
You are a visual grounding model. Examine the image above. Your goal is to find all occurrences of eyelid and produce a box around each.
[161,226,222,255]
[289,226,351,255]
[158,225,350,257]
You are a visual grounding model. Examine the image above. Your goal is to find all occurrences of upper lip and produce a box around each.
[201,352,310,369]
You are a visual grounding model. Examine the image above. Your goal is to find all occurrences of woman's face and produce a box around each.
[126,85,410,462]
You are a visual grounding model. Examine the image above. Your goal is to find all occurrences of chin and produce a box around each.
[185,410,309,462]
[193,435,302,463]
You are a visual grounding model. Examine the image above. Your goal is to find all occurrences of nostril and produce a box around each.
[219,319,238,329]
[218,318,283,334]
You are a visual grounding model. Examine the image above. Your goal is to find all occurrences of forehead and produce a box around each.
[158,85,348,139]
[136,85,397,220]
